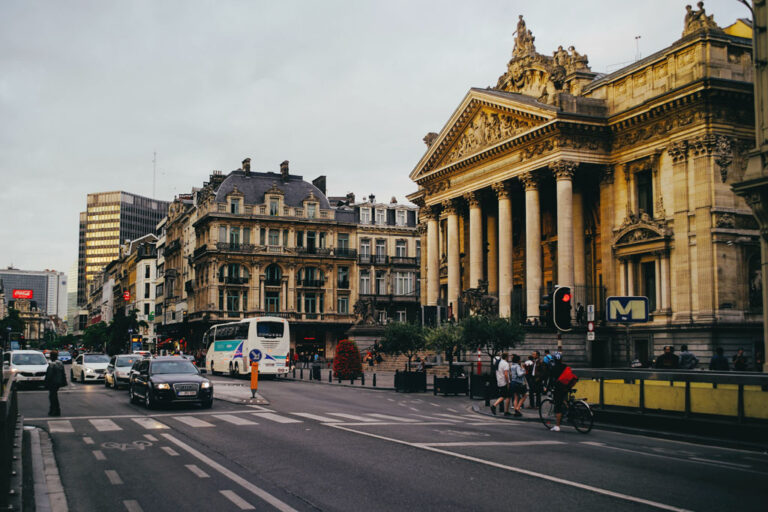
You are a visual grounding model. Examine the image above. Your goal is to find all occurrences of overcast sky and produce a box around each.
[0,0,749,277]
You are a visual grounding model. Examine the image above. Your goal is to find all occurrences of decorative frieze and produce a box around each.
[714,136,734,183]
[445,110,537,164]
[464,191,482,208]
[441,199,460,216]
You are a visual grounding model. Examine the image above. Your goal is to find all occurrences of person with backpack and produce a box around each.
[678,344,699,369]
[490,353,511,416]
[548,353,578,432]
[509,354,528,417]
[44,350,67,417]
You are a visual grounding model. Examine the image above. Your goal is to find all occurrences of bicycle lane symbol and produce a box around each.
[101,440,153,451]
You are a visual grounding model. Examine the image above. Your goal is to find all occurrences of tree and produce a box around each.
[424,322,465,375]
[332,339,363,379]
[460,315,525,366]
[82,322,109,352]
[108,309,143,355]
[0,308,25,346]
[379,322,425,371]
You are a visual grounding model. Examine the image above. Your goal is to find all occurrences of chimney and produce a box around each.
[369,194,375,204]
[312,176,326,196]
[242,158,251,176]
[280,160,290,181]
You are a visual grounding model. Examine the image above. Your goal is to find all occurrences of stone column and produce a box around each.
[691,135,717,322]
[426,207,440,306]
[550,161,577,289]
[660,252,671,311]
[654,256,662,312]
[668,142,692,322]
[493,182,513,317]
[599,166,616,296]
[521,173,541,320]
[487,213,498,295]
[619,259,627,295]
[466,191,483,289]
[444,200,461,317]
[259,276,265,311]
[573,188,586,291]
[626,258,635,296]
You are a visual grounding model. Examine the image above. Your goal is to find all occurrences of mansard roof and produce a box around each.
[214,170,331,210]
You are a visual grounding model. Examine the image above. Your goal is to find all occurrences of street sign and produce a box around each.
[587,321,595,332]
[587,304,595,322]
[605,296,649,323]
[148,312,155,321]
[249,349,262,362]
[587,331,595,341]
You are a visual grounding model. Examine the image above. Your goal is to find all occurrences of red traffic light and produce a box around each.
[561,293,571,302]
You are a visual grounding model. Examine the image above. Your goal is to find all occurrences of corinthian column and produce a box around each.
[425,206,440,306]
[521,172,541,320]
[573,188,586,290]
[493,182,513,317]
[550,161,577,290]
[466,191,483,288]
[487,213,498,295]
[444,199,461,317]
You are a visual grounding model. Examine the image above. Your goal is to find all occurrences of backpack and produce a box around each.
[492,357,501,372]
[557,366,578,388]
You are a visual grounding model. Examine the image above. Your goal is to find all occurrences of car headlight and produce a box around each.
[154,383,170,390]
[85,368,94,373]
[10,368,19,374]
[200,381,212,389]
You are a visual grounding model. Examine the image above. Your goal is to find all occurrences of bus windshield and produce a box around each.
[257,321,284,339]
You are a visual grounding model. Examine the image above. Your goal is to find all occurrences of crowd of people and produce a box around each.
[644,345,763,371]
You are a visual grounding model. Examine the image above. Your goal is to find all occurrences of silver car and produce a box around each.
[105,354,142,389]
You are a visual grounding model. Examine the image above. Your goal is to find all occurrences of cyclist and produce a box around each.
[548,353,578,432]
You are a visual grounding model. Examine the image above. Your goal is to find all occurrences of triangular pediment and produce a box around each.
[410,89,555,182]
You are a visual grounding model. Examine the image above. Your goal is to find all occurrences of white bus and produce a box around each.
[204,316,290,376]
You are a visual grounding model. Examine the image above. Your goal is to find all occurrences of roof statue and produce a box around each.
[495,15,592,105]
[683,2,722,37]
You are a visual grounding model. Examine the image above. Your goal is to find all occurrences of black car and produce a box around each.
[129,357,213,409]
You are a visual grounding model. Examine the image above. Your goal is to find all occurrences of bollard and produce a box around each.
[250,361,259,398]
[361,373,365,386]
[350,376,354,385]
[329,370,332,382]
[293,368,296,378]
[373,373,377,387]
[300,368,304,380]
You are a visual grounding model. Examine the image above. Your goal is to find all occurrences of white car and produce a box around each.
[71,353,110,383]
[2,350,49,388]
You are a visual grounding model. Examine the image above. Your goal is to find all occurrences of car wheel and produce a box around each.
[234,363,240,377]
[144,390,154,410]
[129,385,139,404]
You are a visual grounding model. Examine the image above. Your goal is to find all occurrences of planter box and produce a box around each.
[394,370,427,393]
[469,374,497,400]
[433,375,469,396]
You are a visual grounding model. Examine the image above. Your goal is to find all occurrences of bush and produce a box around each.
[379,322,425,371]
[333,339,363,379]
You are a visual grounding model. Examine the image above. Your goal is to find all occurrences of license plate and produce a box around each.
[178,391,196,396]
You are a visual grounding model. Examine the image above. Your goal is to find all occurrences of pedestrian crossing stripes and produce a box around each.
[251,412,302,424]
[290,412,338,423]
[131,418,168,430]
[48,420,74,433]
[173,416,215,428]
[366,413,418,422]
[326,413,378,422]
[90,419,122,432]
[213,414,258,426]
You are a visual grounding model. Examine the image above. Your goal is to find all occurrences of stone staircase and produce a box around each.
[367,352,454,377]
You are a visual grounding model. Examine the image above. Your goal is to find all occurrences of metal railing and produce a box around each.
[0,375,19,509]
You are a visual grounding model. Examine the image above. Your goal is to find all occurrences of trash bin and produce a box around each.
[311,363,321,381]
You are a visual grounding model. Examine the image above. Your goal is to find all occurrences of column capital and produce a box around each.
[600,165,615,185]
[519,172,539,191]
[492,181,514,199]
[441,199,460,216]
[463,191,482,208]
[690,133,717,158]
[421,205,440,221]
[549,160,578,181]
[667,140,688,162]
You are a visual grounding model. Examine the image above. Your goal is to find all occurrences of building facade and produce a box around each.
[409,7,761,366]
[0,268,67,320]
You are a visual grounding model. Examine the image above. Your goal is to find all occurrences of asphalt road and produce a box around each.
[17,373,768,512]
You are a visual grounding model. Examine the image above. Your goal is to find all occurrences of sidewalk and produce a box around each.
[280,367,397,390]
[212,383,270,405]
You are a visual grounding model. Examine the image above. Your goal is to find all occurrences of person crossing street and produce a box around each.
[44,350,67,417]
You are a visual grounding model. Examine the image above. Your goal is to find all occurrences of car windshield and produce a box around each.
[150,361,198,375]
[12,353,47,366]
[84,355,110,363]
[116,357,139,367]
[59,351,70,357]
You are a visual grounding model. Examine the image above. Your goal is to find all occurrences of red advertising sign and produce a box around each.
[12,289,33,299]
[123,291,131,301]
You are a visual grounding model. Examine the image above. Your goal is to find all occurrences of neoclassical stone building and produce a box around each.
[409,6,762,366]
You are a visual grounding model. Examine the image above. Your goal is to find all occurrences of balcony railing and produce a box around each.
[390,256,418,266]
[218,276,249,285]
[216,242,257,253]
[297,279,325,287]
[358,254,388,265]
[337,279,350,289]
[165,240,181,254]
[264,278,282,286]
[334,248,357,258]
[296,247,332,256]
[192,244,208,259]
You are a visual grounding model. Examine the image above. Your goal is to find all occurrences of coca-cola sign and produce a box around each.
[12,289,33,299]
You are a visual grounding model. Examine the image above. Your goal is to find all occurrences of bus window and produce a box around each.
[256,321,284,339]
[236,323,250,340]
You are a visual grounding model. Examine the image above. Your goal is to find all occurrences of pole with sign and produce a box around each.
[605,296,650,363]
[586,305,595,341]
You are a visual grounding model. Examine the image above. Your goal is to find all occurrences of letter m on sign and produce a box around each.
[605,296,649,323]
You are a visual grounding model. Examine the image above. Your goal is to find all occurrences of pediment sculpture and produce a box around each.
[682,2,722,37]
[444,109,537,164]
[613,212,671,246]
[460,280,499,317]
[353,297,377,325]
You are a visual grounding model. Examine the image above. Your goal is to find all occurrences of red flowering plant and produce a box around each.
[333,339,363,379]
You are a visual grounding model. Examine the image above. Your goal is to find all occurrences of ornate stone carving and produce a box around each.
[600,166,615,185]
[714,135,733,183]
[353,297,377,325]
[667,141,688,163]
[690,134,717,157]
[715,213,736,229]
[423,132,439,147]
[442,199,460,216]
[459,280,499,316]
[491,181,513,199]
[464,191,481,208]
[614,212,671,246]
[549,160,578,181]
[423,179,449,196]
[444,110,536,164]
[682,2,722,37]
[519,172,539,191]
[512,15,536,58]
[520,139,555,161]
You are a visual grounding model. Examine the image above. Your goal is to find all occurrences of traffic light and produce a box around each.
[553,286,572,332]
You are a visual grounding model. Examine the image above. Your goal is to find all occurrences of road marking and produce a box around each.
[185,464,210,478]
[326,413,377,422]
[132,418,168,430]
[409,407,419,412]
[161,446,179,456]
[92,450,106,460]
[331,425,692,512]
[252,413,302,424]
[412,414,461,423]
[83,436,94,445]
[27,410,256,421]
[173,416,215,428]
[366,413,418,422]
[214,414,258,426]
[105,470,123,485]
[429,403,440,407]
[220,490,256,510]
[418,441,565,448]
[162,433,298,512]
[143,434,158,442]
[48,421,74,433]
[688,457,752,469]
[246,405,273,412]
[387,398,395,402]
[90,419,122,432]
[123,500,143,512]
[447,408,458,412]
[291,412,340,423]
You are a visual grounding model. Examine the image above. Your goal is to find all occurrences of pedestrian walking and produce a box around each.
[733,348,749,371]
[655,346,680,369]
[524,351,542,408]
[490,353,511,416]
[44,350,67,417]
[509,354,528,417]
[709,347,729,371]
[678,344,699,369]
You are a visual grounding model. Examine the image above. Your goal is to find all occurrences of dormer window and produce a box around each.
[269,198,279,216]
[230,199,240,214]
[307,203,317,219]
[396,210,406,226]
[375,209,385,225]
[360,207,371,224]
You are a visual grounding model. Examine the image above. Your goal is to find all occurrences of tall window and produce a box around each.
[360,208,371,224]
[396,210,406,226]
[230,199,240,214]
[219,226,226,243]
[269,198,279,216]
[230,227,240,246]
[337,266,349,288]
[337,233,349,251]
[641,261,656,312]
[337,296,349,314]
[307,203,317,219]
[375,271,387,295]
[144,303,150,315]
[283,229,289,246]
[265,264,282,285]
[636,169,653,217]
[296,230,304,247]
[144,283,150,299]
[268,229,279,246]
[260,228,266,245]
[226,290,239,315]
[306,231,316,251]
[395,240,406,257]
[394,272,414,296]
[145,265,150,278]
[243,227,251,244]
[375,240,386,263]
[360,239,371,257]
[319,232,326,248]
[375,209,386,225]
[359,270,371,295]
[265,291,280,313]
[395,310,407,322]
[416,240,421,259]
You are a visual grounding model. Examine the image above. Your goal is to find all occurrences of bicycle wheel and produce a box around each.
[539,398,556,430]
[570,400,594,433]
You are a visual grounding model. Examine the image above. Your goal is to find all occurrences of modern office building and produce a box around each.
[77,191,169,306]
[0,267,67,319]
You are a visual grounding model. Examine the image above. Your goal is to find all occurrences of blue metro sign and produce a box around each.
[605,296,649,323]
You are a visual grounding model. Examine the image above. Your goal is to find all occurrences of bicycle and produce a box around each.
[539,388,594,433]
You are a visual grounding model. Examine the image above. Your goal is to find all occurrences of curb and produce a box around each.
[30,427,68,512]
[214,386,270,405]
[278,376,395,391]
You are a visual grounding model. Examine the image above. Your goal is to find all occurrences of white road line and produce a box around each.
[246,405,274,412]
[89,419,122,432]
[366,413,418,422]
[185,464,210,478]
[27,410,257,421]
[213,414,258,426]
[251,413,302,424]
[105,470,123,485]
[173,416,215,428]
[688,457,752,469]
[161,446,179,456]
[143,434,158,442]
[290,412,339,423]
[92,450,106,461]
[412,414,461,423]
[162,433,298,512]
[409,407,419,412]
[220,490,255,510]
[419,441,565,448]
[83,436,94,445]
[132,418,168,430]
[123,500,143,512]
[447,408,458,412]
[387,398,395,402]
[48,421,74,433]
[429,403,440,407]
[331,425,692,512]
[326,413,377,422]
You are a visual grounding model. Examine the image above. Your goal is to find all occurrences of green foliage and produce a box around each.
[108,309,142,355]
[82,322,109,352]
[0,308,25,339]
[333,339,363,379]
[460,315,525,359]
[379,322,425,371]
[424,323,464,365]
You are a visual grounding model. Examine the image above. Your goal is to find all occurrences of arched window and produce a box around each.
[265,264,282,285]
[218,264,249,284]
